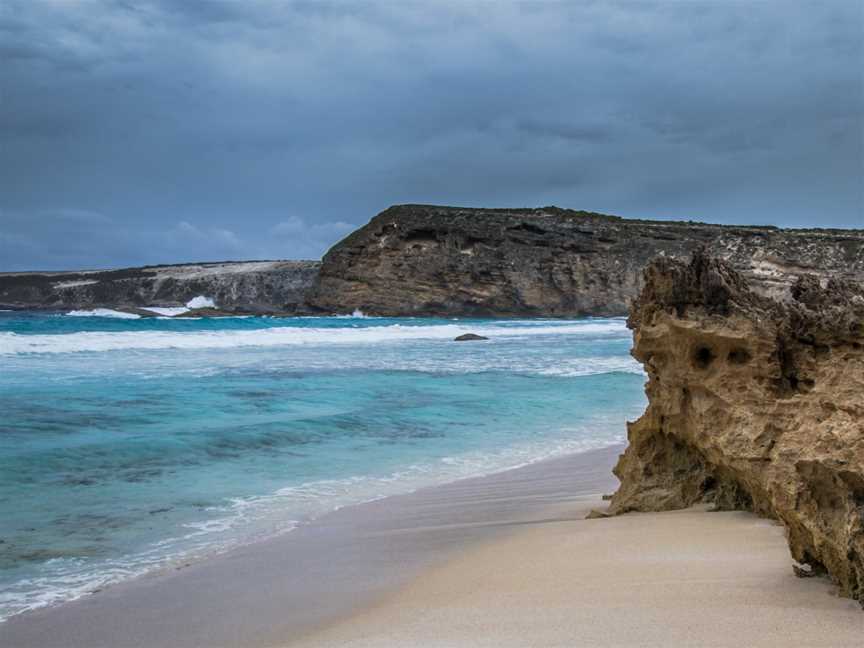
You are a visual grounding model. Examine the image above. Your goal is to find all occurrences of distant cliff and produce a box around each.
[0,261,320,313]
[308,205,864,316]
[606,251,864,602]
[3,205,863,315]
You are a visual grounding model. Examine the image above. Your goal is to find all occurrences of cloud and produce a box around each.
[0,210,247,270]
[0,0,861,270]
[269,216,354,259]
[170,221,243,255]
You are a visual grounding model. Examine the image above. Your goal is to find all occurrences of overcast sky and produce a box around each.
[1,1,862,271]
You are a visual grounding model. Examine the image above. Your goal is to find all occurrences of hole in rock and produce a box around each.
[700,476,717,494]
[506,222,547,236]
[404,229,439,244]
[727,348,752,365]
[692,345,716,369]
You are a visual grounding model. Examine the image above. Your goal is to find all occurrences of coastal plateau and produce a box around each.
[308,205,863,316]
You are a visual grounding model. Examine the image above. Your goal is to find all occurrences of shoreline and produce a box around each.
[0,438,629,626]
[0,446,623,647]
[4,443,861,648]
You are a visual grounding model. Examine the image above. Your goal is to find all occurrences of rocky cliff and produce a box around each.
[4,205,863,316]
[307,205,864,317]
[606,251,864,602]
[0,261,320,313]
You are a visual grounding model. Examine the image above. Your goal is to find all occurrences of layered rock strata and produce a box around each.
[0,261,320,313]
[308,205,864,316]
[607,251,864,602]
[4,205,863,316]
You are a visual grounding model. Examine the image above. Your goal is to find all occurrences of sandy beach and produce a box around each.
[2,444,861,647]
[295,502,863,648]
[0,447,618,647]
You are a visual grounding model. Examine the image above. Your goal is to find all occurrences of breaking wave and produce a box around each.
[65,308,141,319]
[0,321,628,355]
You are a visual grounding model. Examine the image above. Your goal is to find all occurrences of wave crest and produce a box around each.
[0,320,628,355]
[65,308,141,319]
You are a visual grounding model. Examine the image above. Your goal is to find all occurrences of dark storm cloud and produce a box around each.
[0,0,861,270]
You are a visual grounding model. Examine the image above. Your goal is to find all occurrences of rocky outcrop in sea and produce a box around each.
[606,250,864,602]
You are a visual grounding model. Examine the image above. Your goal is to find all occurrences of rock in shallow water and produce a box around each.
[454,333,489,342]
[607,249,864,603]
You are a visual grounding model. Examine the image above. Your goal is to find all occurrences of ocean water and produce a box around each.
[0,310,645,621]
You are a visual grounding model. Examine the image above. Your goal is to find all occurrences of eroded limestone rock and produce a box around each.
[608,250,864,602]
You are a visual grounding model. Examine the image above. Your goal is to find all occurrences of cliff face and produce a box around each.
[308,204,864,317]
[608,251,864,602]
[4,205,863,317]
[0,261,320,313]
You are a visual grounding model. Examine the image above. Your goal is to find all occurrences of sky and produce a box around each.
[1,1,862,271]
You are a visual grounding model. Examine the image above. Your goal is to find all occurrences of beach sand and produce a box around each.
[2,445,861,647]
[0,447,619,647]
[294,503,863,648]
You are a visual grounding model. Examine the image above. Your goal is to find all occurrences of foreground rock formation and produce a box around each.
[308,204,864,316]
[607,251,864,602]
[0,261,319,313]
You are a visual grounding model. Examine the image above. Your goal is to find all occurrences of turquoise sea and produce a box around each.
[0,309,645,621]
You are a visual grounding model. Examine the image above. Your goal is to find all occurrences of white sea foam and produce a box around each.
[65,308,141,319]
[186,295,216,309]
[0,321,628,355]
[533,356,642,377]
[343,353,642,377]
[333,309,370,318]
[145,306,189,317]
